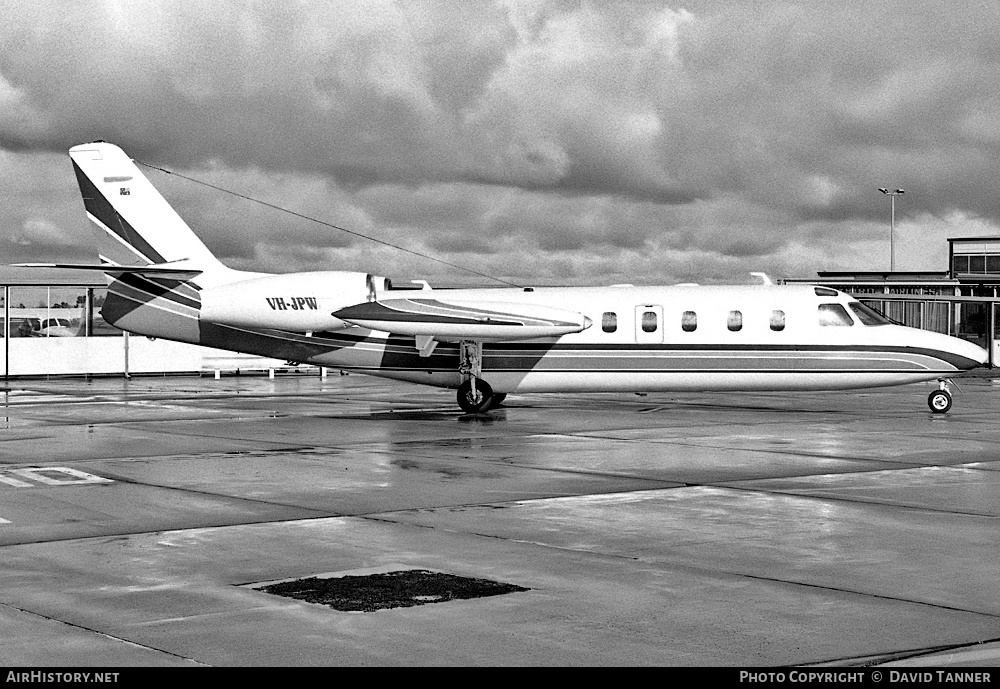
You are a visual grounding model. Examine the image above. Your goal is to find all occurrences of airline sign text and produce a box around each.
[266,297,319,311]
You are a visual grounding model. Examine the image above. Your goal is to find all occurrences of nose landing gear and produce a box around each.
[928,379,953,414]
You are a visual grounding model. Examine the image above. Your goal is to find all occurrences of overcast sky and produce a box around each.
[2,0,1000,287]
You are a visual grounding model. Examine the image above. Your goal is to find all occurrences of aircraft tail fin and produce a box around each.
[68,142,232,284]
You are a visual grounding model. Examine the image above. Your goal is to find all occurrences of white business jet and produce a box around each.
[23,142,989,414]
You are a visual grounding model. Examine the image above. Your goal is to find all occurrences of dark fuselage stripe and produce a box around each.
[99,291,978,375]
[111,274,202,310]
[309,335,978,371]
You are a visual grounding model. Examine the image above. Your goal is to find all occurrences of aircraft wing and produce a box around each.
[333,297,591,341]
[15,263,203,280]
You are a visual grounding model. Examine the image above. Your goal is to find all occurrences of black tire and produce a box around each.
[457,379,494,414]
[488,392,507,409]
[928,389,952,414]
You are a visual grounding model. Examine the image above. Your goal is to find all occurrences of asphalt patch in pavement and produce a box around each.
[255,569,530,612]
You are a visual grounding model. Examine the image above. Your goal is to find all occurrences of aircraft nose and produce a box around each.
[947,335,989,370]
[970,343,991,368]
[908,327,989,371]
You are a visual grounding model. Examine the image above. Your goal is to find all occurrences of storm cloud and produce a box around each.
[2,0,999,286]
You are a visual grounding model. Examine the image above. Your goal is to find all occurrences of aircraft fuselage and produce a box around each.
[102,278,988,395]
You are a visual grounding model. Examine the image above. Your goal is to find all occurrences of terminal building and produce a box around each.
[4,235,1000,379]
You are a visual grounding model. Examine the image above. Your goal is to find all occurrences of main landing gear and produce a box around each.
[456,340,503,413]
[927,379,953,414]
[457,378,494,414]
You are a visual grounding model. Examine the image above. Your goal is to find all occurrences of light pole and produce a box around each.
[878,188,904,272]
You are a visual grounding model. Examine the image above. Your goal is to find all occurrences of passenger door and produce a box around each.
[635,305,663,344]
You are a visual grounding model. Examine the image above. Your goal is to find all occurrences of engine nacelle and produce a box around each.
[199,271,390,331]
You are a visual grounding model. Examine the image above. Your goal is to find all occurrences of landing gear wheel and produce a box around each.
[457,379,494,414]
[489,392,507,409]
[928,389,952,414]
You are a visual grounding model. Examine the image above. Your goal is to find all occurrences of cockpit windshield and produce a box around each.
[848,301,892,326]
[818,303,854,326]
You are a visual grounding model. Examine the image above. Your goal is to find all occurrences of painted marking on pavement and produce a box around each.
[0,474,34,488]
[1,467,113,487]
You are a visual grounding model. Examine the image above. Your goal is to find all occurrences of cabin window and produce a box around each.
[681,311,697,332]
[770,310,785,331]
[848,302,891,326]
[602,312,618,333]
[814,287,838,297]
[727,310,742,331]
[641,311,658,332]
[818,303,854,326]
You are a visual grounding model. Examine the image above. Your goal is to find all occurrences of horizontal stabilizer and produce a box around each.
[15,263,203,280]
[333,298,591,341]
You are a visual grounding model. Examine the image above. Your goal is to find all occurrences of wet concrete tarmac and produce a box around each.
[1,372,999,666]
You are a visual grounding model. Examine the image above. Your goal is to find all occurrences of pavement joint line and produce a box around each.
[732,571,1000,620]
[57,472,342,514]
[1,401,461,419]
[62,453,693,487]
[0,485,692,549]
[566,432,1000,467]
[353,514,648,563]
[803,637,1000,667]
[0,600,210,666]
[356,436,1000,485]
[713,481,1000,519]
